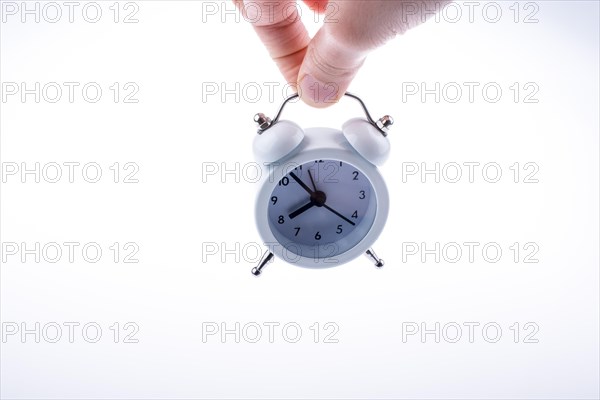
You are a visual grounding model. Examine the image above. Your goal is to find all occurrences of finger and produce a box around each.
[301,0,329,14]
[235,0,311,85]
[297,26,368,108]
[297,0,451,107]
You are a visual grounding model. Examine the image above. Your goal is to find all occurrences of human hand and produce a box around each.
[234,0,449,107]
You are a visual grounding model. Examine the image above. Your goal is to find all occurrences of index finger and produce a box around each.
[234,0,311,85]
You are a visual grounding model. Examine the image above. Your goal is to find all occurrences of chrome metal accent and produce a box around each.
[376,115,394,134]
[255,92,392,136]
[365,248,384,268]
[254,112,272,133]
[251,251,274,276]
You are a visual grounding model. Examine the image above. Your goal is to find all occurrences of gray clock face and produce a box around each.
[267,159,377,260]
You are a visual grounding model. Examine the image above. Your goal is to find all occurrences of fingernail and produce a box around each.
[298,75,340,106]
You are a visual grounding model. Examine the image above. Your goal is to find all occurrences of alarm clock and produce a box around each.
[251,93,393,276]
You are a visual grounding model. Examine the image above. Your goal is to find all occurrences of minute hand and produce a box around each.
[289,172,313,196]
[323,204,356,226]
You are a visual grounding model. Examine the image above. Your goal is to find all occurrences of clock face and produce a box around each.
[267,159,377,261]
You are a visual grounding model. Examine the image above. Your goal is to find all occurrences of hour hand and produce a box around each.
[289,201,315,219]
[289,172,313,196]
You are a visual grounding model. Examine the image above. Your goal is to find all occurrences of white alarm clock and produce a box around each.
[251,93,393,276]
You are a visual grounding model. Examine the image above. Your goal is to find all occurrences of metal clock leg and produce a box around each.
[252,251,274,276]
[365,248,384,268]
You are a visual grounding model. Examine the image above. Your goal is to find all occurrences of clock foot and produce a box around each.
[365,248,384,268]
[252,251,274,276]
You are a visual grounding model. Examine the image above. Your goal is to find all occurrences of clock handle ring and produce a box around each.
[255,92,393,136]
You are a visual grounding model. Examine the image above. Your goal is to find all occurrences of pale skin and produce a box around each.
[234,0,450,107]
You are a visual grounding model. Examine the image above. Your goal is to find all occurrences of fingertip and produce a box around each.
[297,74,347,108]
[296,28,363,108]
[301,0,329,14]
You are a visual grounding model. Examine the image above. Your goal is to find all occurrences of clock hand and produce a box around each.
[322,204,356,226]
[308,169,317,192]
[289,201,316,219]
[289,172,313,195]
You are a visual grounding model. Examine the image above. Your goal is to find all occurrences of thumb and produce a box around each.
[296,27,368,108]
[296,0,451,108]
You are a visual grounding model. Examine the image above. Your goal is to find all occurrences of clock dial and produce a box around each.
[267,159,377,259]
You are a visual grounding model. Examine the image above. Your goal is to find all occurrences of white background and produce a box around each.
[1,1,598,398]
